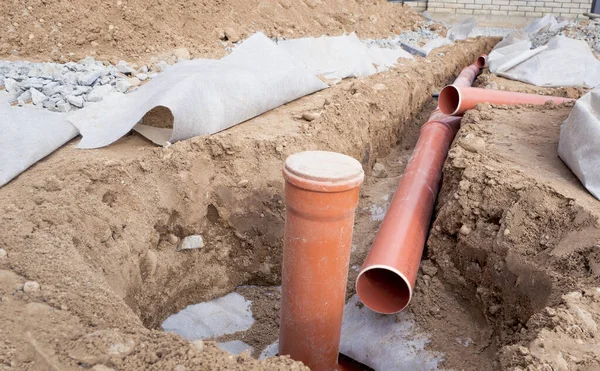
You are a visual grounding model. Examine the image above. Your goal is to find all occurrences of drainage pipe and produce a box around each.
[280,151,364,371]
[355,57,484,314]
[439,85,575,116]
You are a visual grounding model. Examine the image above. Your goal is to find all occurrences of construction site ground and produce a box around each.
[1,1,599,370]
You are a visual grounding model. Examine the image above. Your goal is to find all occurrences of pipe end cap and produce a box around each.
[284,151,364,189]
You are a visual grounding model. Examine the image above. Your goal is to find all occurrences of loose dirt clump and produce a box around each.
[427,102,600,369]
[0,0,423,62]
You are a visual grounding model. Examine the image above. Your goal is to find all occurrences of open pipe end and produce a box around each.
[476,55,486,69]
[438,85,461,116]
[355,265,412,314]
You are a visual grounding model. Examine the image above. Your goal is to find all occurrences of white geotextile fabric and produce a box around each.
[421,17,477,56]
[523,14,569,35]
[488,32,600,87]
[0,91,78,186]
[1,31,413,186]
[277,33,413,81]
[161,292,254,341]
[69,33,328,147]
[558,87,600,200]
[255,295,444,369]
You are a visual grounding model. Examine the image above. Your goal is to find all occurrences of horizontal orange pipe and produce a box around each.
[439,85,575,116]
[355,56,484,314]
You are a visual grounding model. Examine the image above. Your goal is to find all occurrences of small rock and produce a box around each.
[372,163,387,178]
[459,224,472,236]
[127,77,141,87]
[3,78,20,94]
[421,263,438,277]
[30,88,47,105]
[116,61,134,74]
[192,340,204,352]
[301,112,319,122]
[166,234,179,245]
[67,95,84,108]
[136,73,148,81]
[17,90,32,105]
[489,304,502,314]
[141,250,158,278]
[73,86,92,96]
[372,83,387,91]
[224,28,241,43]
[91,365,115,371]
[275,144,284,153]
[152,60,169,72]
[460,134,486,153]
[173,48,191,60]
[56,101,71,112]
[238,179,249,187]
[87,84,115,102]
[518,346,529,356]
[116,79,132,93]
[79,56,96,66]
[0,248,6,259]
[23,281,40,293]
[179,235,204,250]
[504,228,510,236]
[78,70,102,86]
[138,65,149,73]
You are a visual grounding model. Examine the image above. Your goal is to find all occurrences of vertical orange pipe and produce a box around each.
[355,57,484,314]
[280,151,364,371]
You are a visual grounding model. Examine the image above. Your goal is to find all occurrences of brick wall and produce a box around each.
[405,1,429,11]
[426,0,592,18]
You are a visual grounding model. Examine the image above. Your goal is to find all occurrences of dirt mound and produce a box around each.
[0,0,423,62]
[427,102,600,369]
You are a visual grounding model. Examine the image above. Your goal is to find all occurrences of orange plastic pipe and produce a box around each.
[279,151,364,371]
[355,56,484,314]
[439,85,575,116]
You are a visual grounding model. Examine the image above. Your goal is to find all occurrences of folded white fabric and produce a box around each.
[69,33,328,147]
[278,33,413,82]
[0,91,79,187]
[558,87,600,200]
[488,32,600,88]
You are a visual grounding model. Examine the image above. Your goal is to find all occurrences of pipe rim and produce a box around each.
[438,85,461,116]
[355,264,413,314]
[475,55,486,69]
[283,150,365,192]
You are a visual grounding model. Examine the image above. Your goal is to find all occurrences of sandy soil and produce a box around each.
[176,75,600,370]
[0,0,423,62]
[0,32,495,370]
[428,102,600,370]
[4,1,598,368]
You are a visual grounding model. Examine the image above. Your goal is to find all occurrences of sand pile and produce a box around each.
[0,0,423,62]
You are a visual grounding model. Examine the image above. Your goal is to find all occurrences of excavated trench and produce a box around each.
[10,36,598,370]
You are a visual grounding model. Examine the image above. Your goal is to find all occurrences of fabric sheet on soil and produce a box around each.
[1,32,413,187]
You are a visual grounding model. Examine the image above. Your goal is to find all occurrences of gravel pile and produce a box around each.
[0,57,169,112]
[365,21,442,49]
[565,20,600,53]
[470,27,514,38]
[532,19,600,53]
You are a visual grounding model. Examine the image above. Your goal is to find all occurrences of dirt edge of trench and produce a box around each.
[427,103,600,370]
[0,38,495,370]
